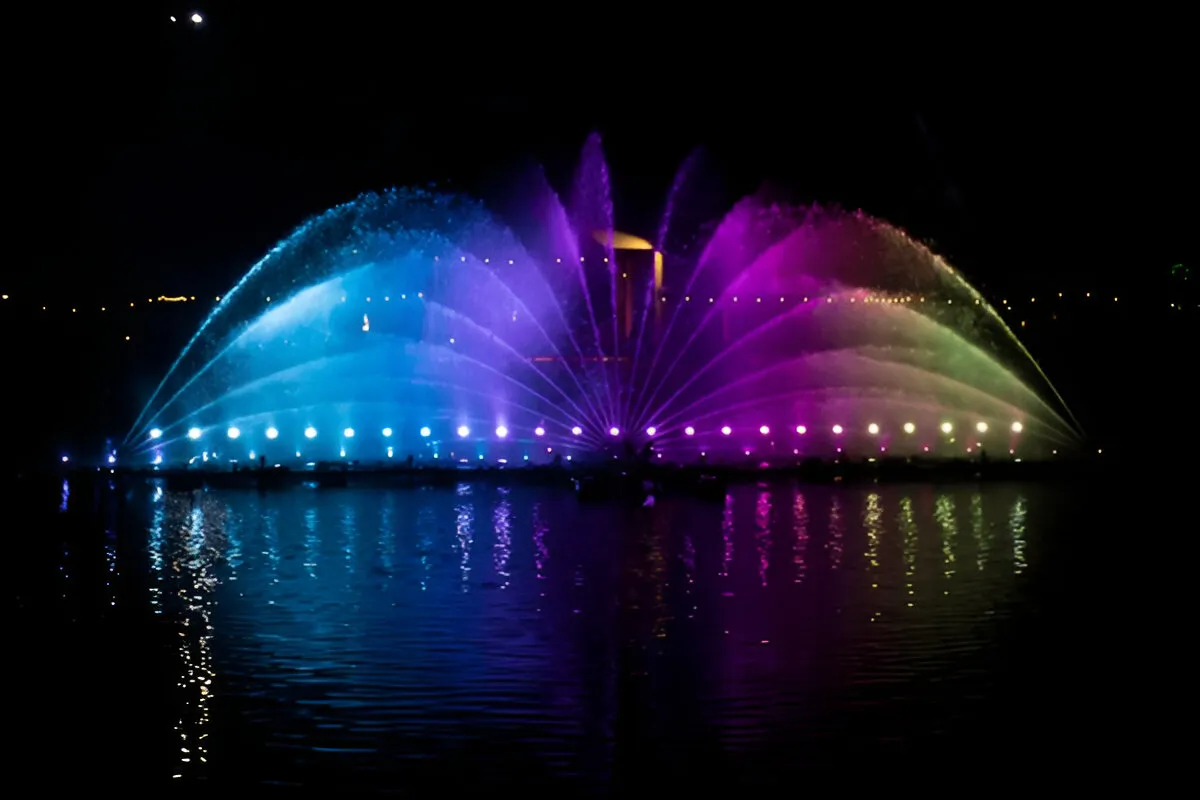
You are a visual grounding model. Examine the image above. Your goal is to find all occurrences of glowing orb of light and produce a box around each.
[832,425,843,435]
[382,427,393,437]
[495,425,509,438]
[903,422,915,434]
[534,426,545,437]
[419,426,431,437]
[759,425,770,435]
[720,426,732,436]
[457,425,470,438]
[343,427,355,438]
[940,422,953,434]
[976,421,989,433]
[571,426,582,436]
[187,427,202,440]
[304,426,317,439]
[191,13,203,24]
[867,423,879,435]
[1011,421,1024,433]
[609,427,620,437]
[149,428,163,439]
[265,427,279,439]
[645,426,657,436]
[684,426,695,436]
[226,426,240,439]
[795,425,807,435]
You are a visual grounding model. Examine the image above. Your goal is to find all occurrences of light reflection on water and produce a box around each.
[38,480,1062,788]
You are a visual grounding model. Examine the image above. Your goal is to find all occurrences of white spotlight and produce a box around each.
[382,427,393,437]
[684,426,695,436]
[265,427,279,440]
[940,422,953,434]
[571,426,582,436]
[534,426,546,437]
[832,425,843,435]
[609,427,620,437]
[1011,421,1024,433]
[795,425,807,435]
[495,425,508,438]
[149,428,163,439]
[187,427,202,440]
[759,425,770,435]
[227,426,240,439]
[457,425,470,437]
[343,427,355,438]
[976,421,989,433]
[903,422,915,434]
[645,426,657,436]
[191,13,203,24]
[304,427,317,439]
[419,426,431,437]
[867,423,879,435]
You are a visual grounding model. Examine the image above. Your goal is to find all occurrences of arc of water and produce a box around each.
[130,333,588,455]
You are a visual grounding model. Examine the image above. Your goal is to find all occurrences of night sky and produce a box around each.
[14,5,1195,304]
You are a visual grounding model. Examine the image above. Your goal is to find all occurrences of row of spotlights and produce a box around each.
[162,420,1027,442]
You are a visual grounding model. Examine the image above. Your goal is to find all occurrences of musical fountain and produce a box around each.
[123,135,1081,467]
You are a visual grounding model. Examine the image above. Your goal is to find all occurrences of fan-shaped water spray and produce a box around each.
[125,137,1081,465]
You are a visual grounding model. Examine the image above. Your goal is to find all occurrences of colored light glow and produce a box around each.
[645,426,657,436]
[304,427,317,439]
[266,427,279,439]
[382,427,393,437]
[1011,421,1024,433]
[609,427,620,436]
[61,455,69,462]
[976,421,989,433]
[339,448,346,458]
[721,426,732,436]
[684,426,695,436]
[387,446,394,458]
[227,426,240,439]
[795,425,807,435]
[457,425,470,437]
[867,423,879,435]
[759,425,770,435]
[571,426,582,436]
[419,426,431,437]
[107,454,116,464]
[832,425,843,435]
[534,426,545,437]
[940,422,953,434]
[187,427,202,440]
[149,428,163,439]
[495,425,508,438]
[903,422,915,434]
[343,427,355,438]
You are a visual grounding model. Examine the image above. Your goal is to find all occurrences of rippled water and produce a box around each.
[9,478,1155,791]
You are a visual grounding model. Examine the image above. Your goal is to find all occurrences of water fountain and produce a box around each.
[124,135,1081,466]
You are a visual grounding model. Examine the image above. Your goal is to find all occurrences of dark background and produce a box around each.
[5,4,1195,461]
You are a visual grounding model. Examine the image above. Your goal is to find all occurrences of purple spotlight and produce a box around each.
[571,426,582,436]
[720,426,732,436]
[796,425,807,435]
[645,426,657,436]
[534,426,545,437]
[832,424,844,435]
[684,426,695,436]
[609,426,620,437]
[759,425,770,435]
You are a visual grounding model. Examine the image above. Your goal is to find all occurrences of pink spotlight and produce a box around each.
[795,425,807,435]
[684,426,695,436]
[832,424,844,435]
[609,427,620,437]
[720,426,732,436]
[534,426,545,437]
[759,425,770,435]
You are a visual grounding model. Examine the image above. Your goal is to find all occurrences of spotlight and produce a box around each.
[419,426,431,437]
[339,448,346,458]
[940,422,953,434]
[265,427,279,440]
[191,13,203,24]
[684,426,695,436]
[495,425,508,438]
[343,427,355,438]
[457,425,470,437]
[226,426,240,439]
[534,426,545,437]
[382,427,393,437]
[248,450,256,460]
[645,426,657,436]
[387,446,394,458]
[149,428,163,439]
[1011,421,1023,433]
[609,427,620,437]
[721,426,732,436]
[187,427,202,440]
[304,427,317,439]
[903,422,915,434]
[795,425,807,435]
[976,421,989,433]
[107,454,116,464]
[832,425,843,435]
[571,426,582,436]
[867,423,879,435]
[61,455,69,463]
[759,425,770,435]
